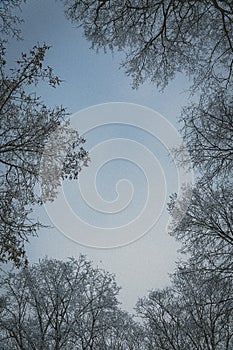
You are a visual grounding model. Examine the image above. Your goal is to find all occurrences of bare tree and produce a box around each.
[93,309,145,350]
[62,0,233,91]
[174,85,233,181]
[137,268,233,350]
[0,2,89,267]
[0,256,142,350]
[0,42,89,267]
[168,178,233,276]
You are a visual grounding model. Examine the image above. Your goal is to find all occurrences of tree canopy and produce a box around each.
[62,0,233,91]
[0,256,144,350]
[176,85,233,181]
[0,3,89,267]
[137,266,233,349]
[0,1,232,348]
[61,2,233,277]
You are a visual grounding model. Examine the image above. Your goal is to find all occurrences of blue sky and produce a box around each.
[7,0,194,311]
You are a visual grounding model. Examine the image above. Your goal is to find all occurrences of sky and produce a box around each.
[7,0,194,312]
